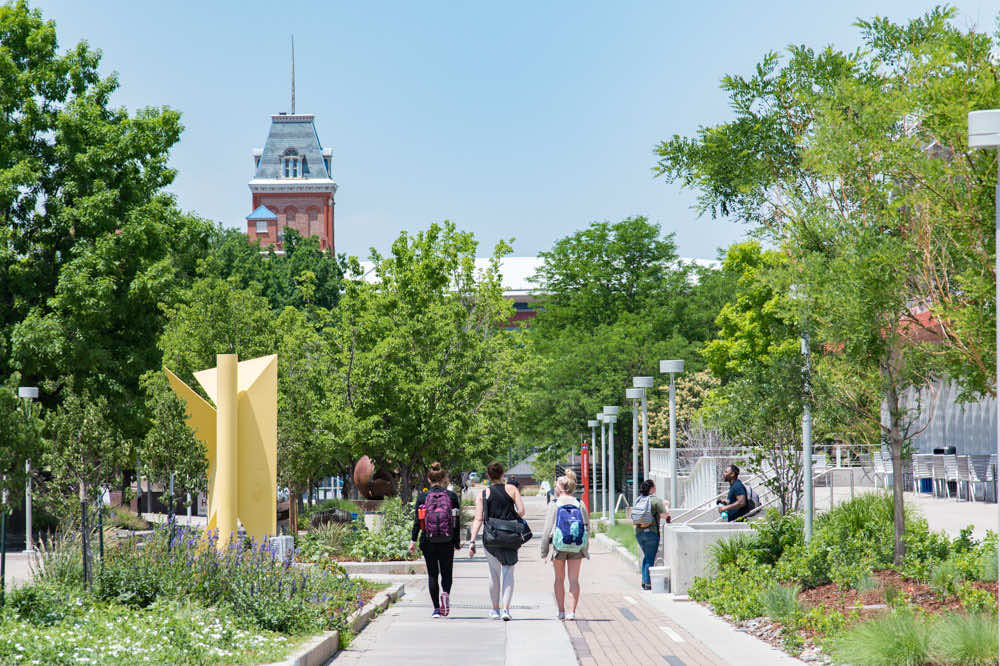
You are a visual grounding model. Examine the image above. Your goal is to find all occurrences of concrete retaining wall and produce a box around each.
[662,523,753,595]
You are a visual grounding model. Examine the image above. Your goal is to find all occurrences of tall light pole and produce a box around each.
[633,377,653,478]
[659,360,684,510]
[598,412,608,521]
[626,388,643,503]
[18,387,38,554]
[587,419,599,514]
[790,285,814,542]
[968,109,1000,657]
[603,406,619,516]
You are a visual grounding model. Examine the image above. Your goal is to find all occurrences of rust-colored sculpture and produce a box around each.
[353,455,397,499]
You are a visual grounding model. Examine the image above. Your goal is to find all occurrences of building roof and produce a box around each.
[252,113,332,181]
[246,205,278,221]
[507,453,538,477]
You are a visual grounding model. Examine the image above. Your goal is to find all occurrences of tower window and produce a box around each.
[256,221,268,233]
[282,156,302,178]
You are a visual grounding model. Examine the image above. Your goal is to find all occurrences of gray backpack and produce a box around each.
[631,495,654,527]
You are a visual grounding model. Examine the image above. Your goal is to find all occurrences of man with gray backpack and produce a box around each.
[632,479,668,590]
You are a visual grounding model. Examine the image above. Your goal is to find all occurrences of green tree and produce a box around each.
[0,374,41,511]
[1,1,182,378]
[332,222,521,499]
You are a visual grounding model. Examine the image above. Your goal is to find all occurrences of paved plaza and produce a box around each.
[330,496,798,666]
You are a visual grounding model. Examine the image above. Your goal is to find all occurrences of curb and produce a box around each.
[337,560,426,575]
[594,533,640,572]
[263,582,406,666]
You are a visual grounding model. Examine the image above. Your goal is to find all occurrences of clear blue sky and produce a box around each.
[30,1,998,260]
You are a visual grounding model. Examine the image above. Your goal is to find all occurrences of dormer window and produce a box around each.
[281,148,301,179]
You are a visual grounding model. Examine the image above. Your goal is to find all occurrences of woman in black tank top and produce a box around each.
[469,462,526,620]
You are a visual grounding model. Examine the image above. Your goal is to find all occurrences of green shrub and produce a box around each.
[977,549,998,583]
[930,560,964,599]
[7,581,83,626]
[298,522,356,563]
[306,498,362,517]
[750,510,803,565]
[760,582,802,622]
[956,583,996,614]
[708,533,757,571]
[109,506,149,531]
[33,529,86,589]
[830,610,930,666]
[883,582,903,607]
[96,524,374,636]
[688,552,771,620]
[346,498,417,562]
[930,612,998,665]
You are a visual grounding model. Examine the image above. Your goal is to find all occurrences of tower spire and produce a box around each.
[290,35,295,114]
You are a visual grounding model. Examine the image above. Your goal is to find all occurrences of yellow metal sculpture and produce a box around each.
[164,354,277,549]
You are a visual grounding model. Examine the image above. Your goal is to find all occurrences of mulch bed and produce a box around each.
[799,570,997,615]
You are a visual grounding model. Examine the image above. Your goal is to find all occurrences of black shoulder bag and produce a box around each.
[482,489,532,549]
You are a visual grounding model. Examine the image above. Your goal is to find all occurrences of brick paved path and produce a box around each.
[567,592,725,666]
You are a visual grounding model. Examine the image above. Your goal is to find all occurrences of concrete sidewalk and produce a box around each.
[329,495,576,666]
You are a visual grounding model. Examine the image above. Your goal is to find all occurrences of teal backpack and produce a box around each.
[552,501,588,553]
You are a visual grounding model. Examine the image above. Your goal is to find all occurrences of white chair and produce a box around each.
[957,455,978,502]
[913,453,934,493]
[944,455,960,500]
[931,455,950,498]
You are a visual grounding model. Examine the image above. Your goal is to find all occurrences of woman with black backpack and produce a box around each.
[468,461,527,621]
[409,462,461,618]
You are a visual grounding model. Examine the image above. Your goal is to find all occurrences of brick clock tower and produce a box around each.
[246,112,337,251]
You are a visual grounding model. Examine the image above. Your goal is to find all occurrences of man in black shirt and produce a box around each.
[717,464,749,522]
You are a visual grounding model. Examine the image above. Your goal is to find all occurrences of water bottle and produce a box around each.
[720,511,729,522]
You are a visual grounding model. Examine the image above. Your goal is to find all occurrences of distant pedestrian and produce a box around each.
[410,462,461,618]
[632,479,669,590]
[716,464,750,522]
[469,461,527,621]
[541,469,589,620]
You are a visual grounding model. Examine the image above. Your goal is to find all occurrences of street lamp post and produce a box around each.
[790,285,814,542]
[598,413,608,521]
[659,360,684,510]
[626,388,644,504]
[603,406,619,517]
[587,420,599,514]
[968,109,1000,657]
[18,387,38,554]
[633,377,653,478]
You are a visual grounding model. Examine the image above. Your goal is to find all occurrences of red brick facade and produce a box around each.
[247,192,334,251]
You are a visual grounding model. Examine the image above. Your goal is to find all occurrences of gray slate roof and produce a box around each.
[253,114,331,180]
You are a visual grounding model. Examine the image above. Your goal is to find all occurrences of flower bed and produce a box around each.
[297,497,420,565]
[6,523,382,664]
[687,495,999,663]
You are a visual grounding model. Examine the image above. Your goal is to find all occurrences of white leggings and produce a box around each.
[485,549,516,609]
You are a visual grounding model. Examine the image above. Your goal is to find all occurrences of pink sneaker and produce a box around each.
[440,592,450,617]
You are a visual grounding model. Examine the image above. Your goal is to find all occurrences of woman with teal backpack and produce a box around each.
[540,470,589,620]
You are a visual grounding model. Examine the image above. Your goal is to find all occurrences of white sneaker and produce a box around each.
[557,611,565,620]
[501,609,512,621]
[489,609,501,620]
[566,612,575,621]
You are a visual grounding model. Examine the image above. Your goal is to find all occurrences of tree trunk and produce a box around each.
[289,485,299,537]
[886,383,907,566]
[307,479,314,507]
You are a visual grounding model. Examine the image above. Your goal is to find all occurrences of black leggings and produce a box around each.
[421,541,455,608]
